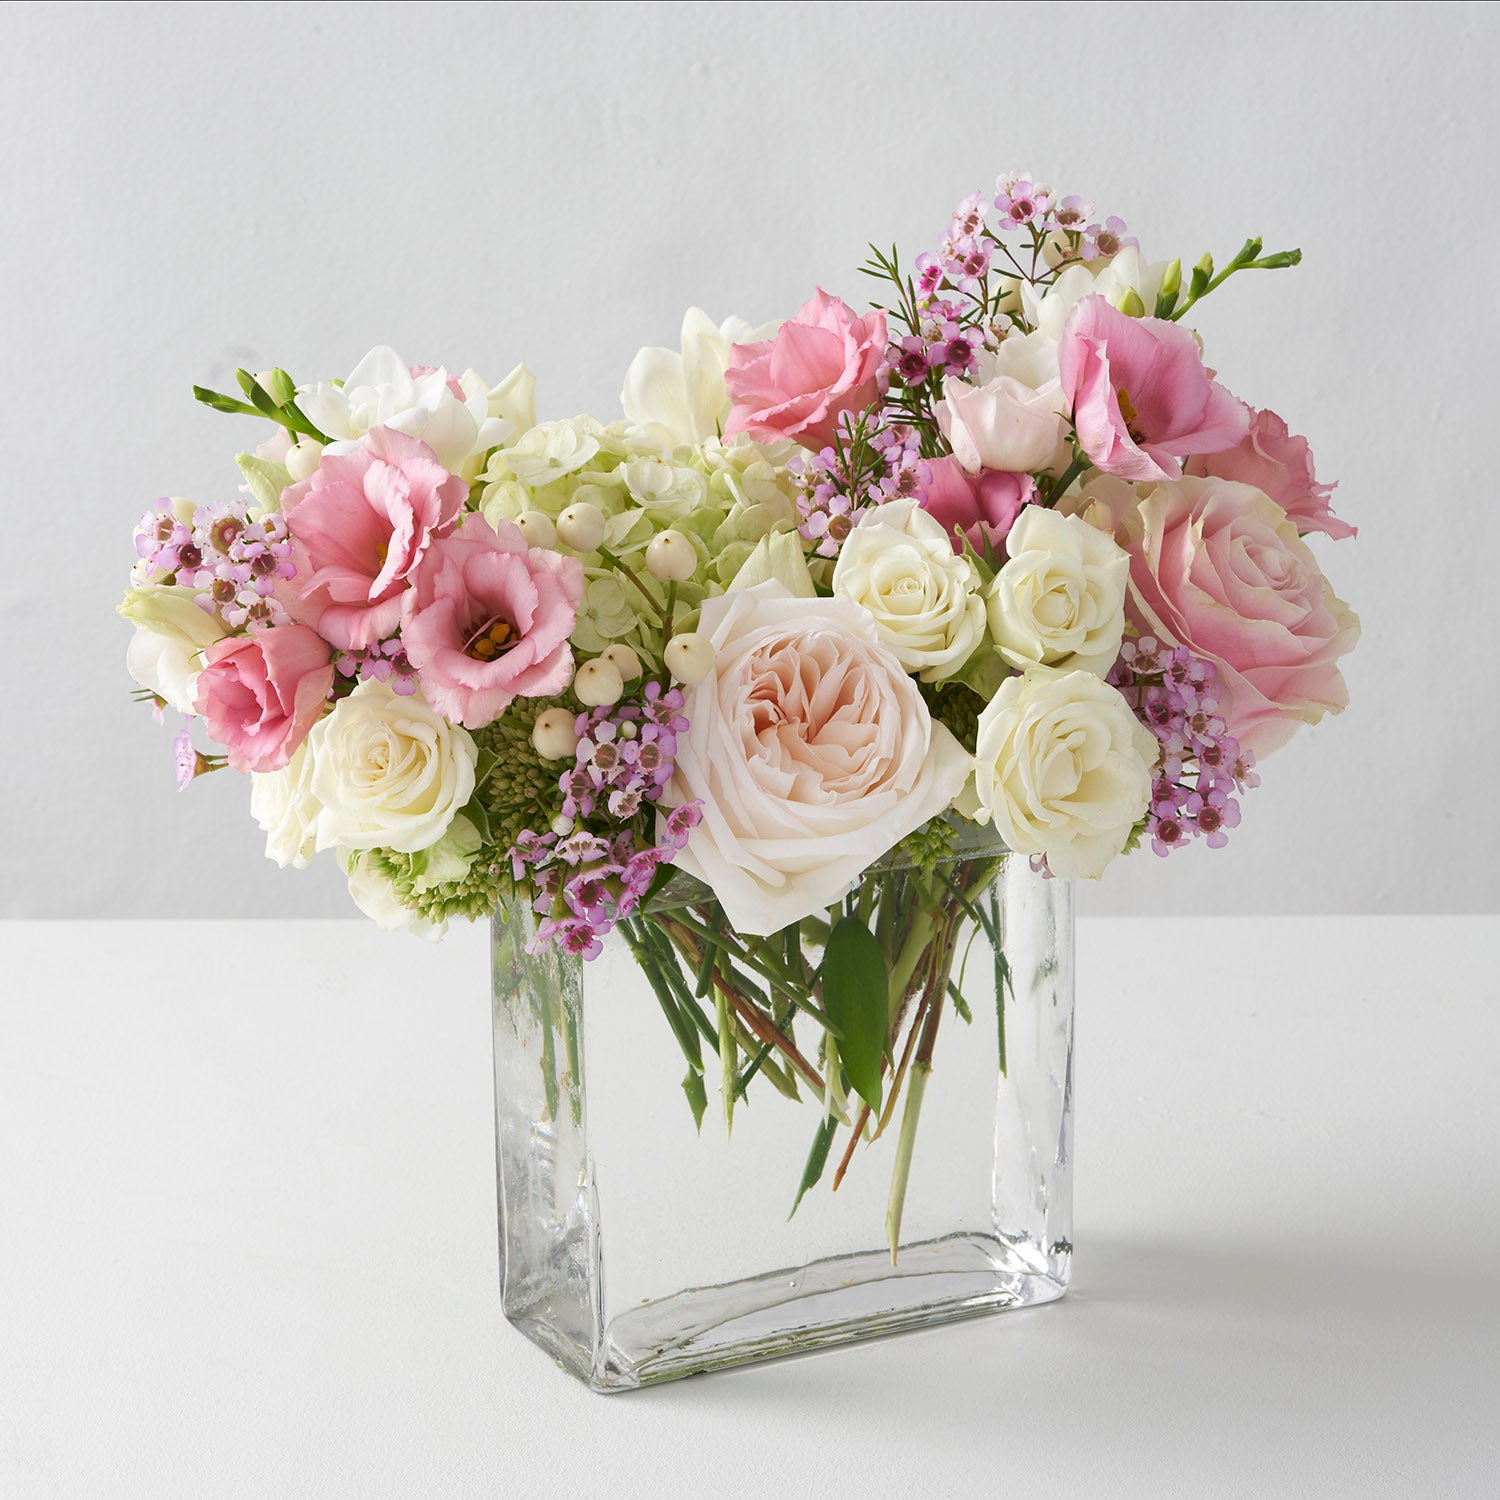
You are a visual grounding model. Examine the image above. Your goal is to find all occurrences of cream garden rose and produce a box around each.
[831,499,987,682]
[309,680,477,855]
[663,582,972,934]
[986,506,1129,675]
[973,668,1158,879]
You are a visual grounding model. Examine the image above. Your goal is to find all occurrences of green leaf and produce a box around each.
[682,1068,708,1132]
[473,746,499,791]
[950,644,1011,704]
[821,916,889,1114]
[234,452,292,511]
[459,795,492,846]
[789,1112,838,1219]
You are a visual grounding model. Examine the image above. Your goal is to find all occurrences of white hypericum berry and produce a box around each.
[645,528,698,582]
[550,812,575,837]
[573,658,624,706]
[531,707,580,761]
[556,502,606,553]
[664,632,715,685]
[600,643,642,681]
[285,440,324,482]
[514,510,558,549]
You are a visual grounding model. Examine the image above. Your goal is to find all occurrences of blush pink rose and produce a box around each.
[1186,405,1354,540]
[401,513,584,730]
[282,426,467,651]
[1058,296,1249,482]
[193,624,335,773]
[1118,476,1360,758]
[918,456,1036,556]
[724,289,886,450]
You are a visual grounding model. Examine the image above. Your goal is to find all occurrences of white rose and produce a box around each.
[297,346,507,477]
[310,681,477,855]
[974,668,1158,879]
[621,307,781,450]
[340,849,447,942]
[831,499,987,682]
[118,585,229,712]
[935,353,1070,475]
[663,582,973,935]
[987,507,1129,675]
[249,741,322,869]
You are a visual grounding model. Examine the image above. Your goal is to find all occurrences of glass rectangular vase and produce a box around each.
[490,838,1073,1392]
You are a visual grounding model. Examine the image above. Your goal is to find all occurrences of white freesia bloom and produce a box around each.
[119,585,228,712]
[622,307,780,450]
[986,507,1129,675]
[341,849,447,941]
[250,742,322,869]
[482,363,536,444]
[298,346,512,476]
[831,499,987,681]
[973,668,1158,879]
[935,349,1070,475]
[1024,247,1173,340]
[310,681,477,855]
[663,582,973,935]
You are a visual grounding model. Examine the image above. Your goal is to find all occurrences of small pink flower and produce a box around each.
[1058,295,1249,481]
[401,514,584,730]
[1186,405,1354,540]
[918,456,1036,557]
[193,624,334,773]
[724,289,887,450]
[281,426,467,651]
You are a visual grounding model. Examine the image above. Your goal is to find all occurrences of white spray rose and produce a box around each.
[935,350,1071,475]
[119,586,229,712]
[986,507,1129,675]
[309,681,477,855]
[340,849,447,942]
[831,499,987,682]
[297,346,509,477]
[249,742,322,870]
[662,583,972,935]
[621,307,781,450]
[973,668,1158,879]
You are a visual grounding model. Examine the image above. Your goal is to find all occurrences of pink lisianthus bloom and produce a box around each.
[1113,475,1360,758]
[281,426,467,651]
[1186,405,1354,540]
[918,456,1037,557]
[723,289,886,450]
[1058,295,1249,482]
[401,513,584,730]
[193,624,335,773]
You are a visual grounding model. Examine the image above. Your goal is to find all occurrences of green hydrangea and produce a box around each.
[367,846,508,927]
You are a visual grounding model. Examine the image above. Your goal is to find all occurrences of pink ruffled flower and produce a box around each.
[1186,405,1354,540]
[1058,296,1249,481]
[193,624,334,773]
[1117,476,1360,758]
[724,289,887,450]
[401,513,584,730]
[918,456,1036,557]
[281,427,467,651]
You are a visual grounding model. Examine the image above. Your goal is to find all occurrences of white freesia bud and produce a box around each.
[556,501,606,553]
[665,632,715,685]
[285,439,324,483]
[645,528,698,582]
[532,707,581,761]
[514,509,558,549]
[255,370,279,395]
[600,643,642,681]
[573,658,624,706]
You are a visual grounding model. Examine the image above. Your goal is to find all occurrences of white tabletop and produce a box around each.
[2,917,1495,1498]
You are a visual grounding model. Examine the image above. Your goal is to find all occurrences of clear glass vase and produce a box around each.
[490,831,1073,1391]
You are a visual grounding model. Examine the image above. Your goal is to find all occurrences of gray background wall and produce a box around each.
[2,0,1491,919]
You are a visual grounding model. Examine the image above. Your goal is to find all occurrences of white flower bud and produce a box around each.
[664,632,716,685]
[600,643,642,681]
[531,707,580,761]
[514,510,557,549]
[573,658,624,706]
[285,439,324,483]
[645,528,698,582]
[556,501,606,553]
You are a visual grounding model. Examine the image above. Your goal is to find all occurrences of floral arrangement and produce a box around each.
[121,171,1358,1249]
